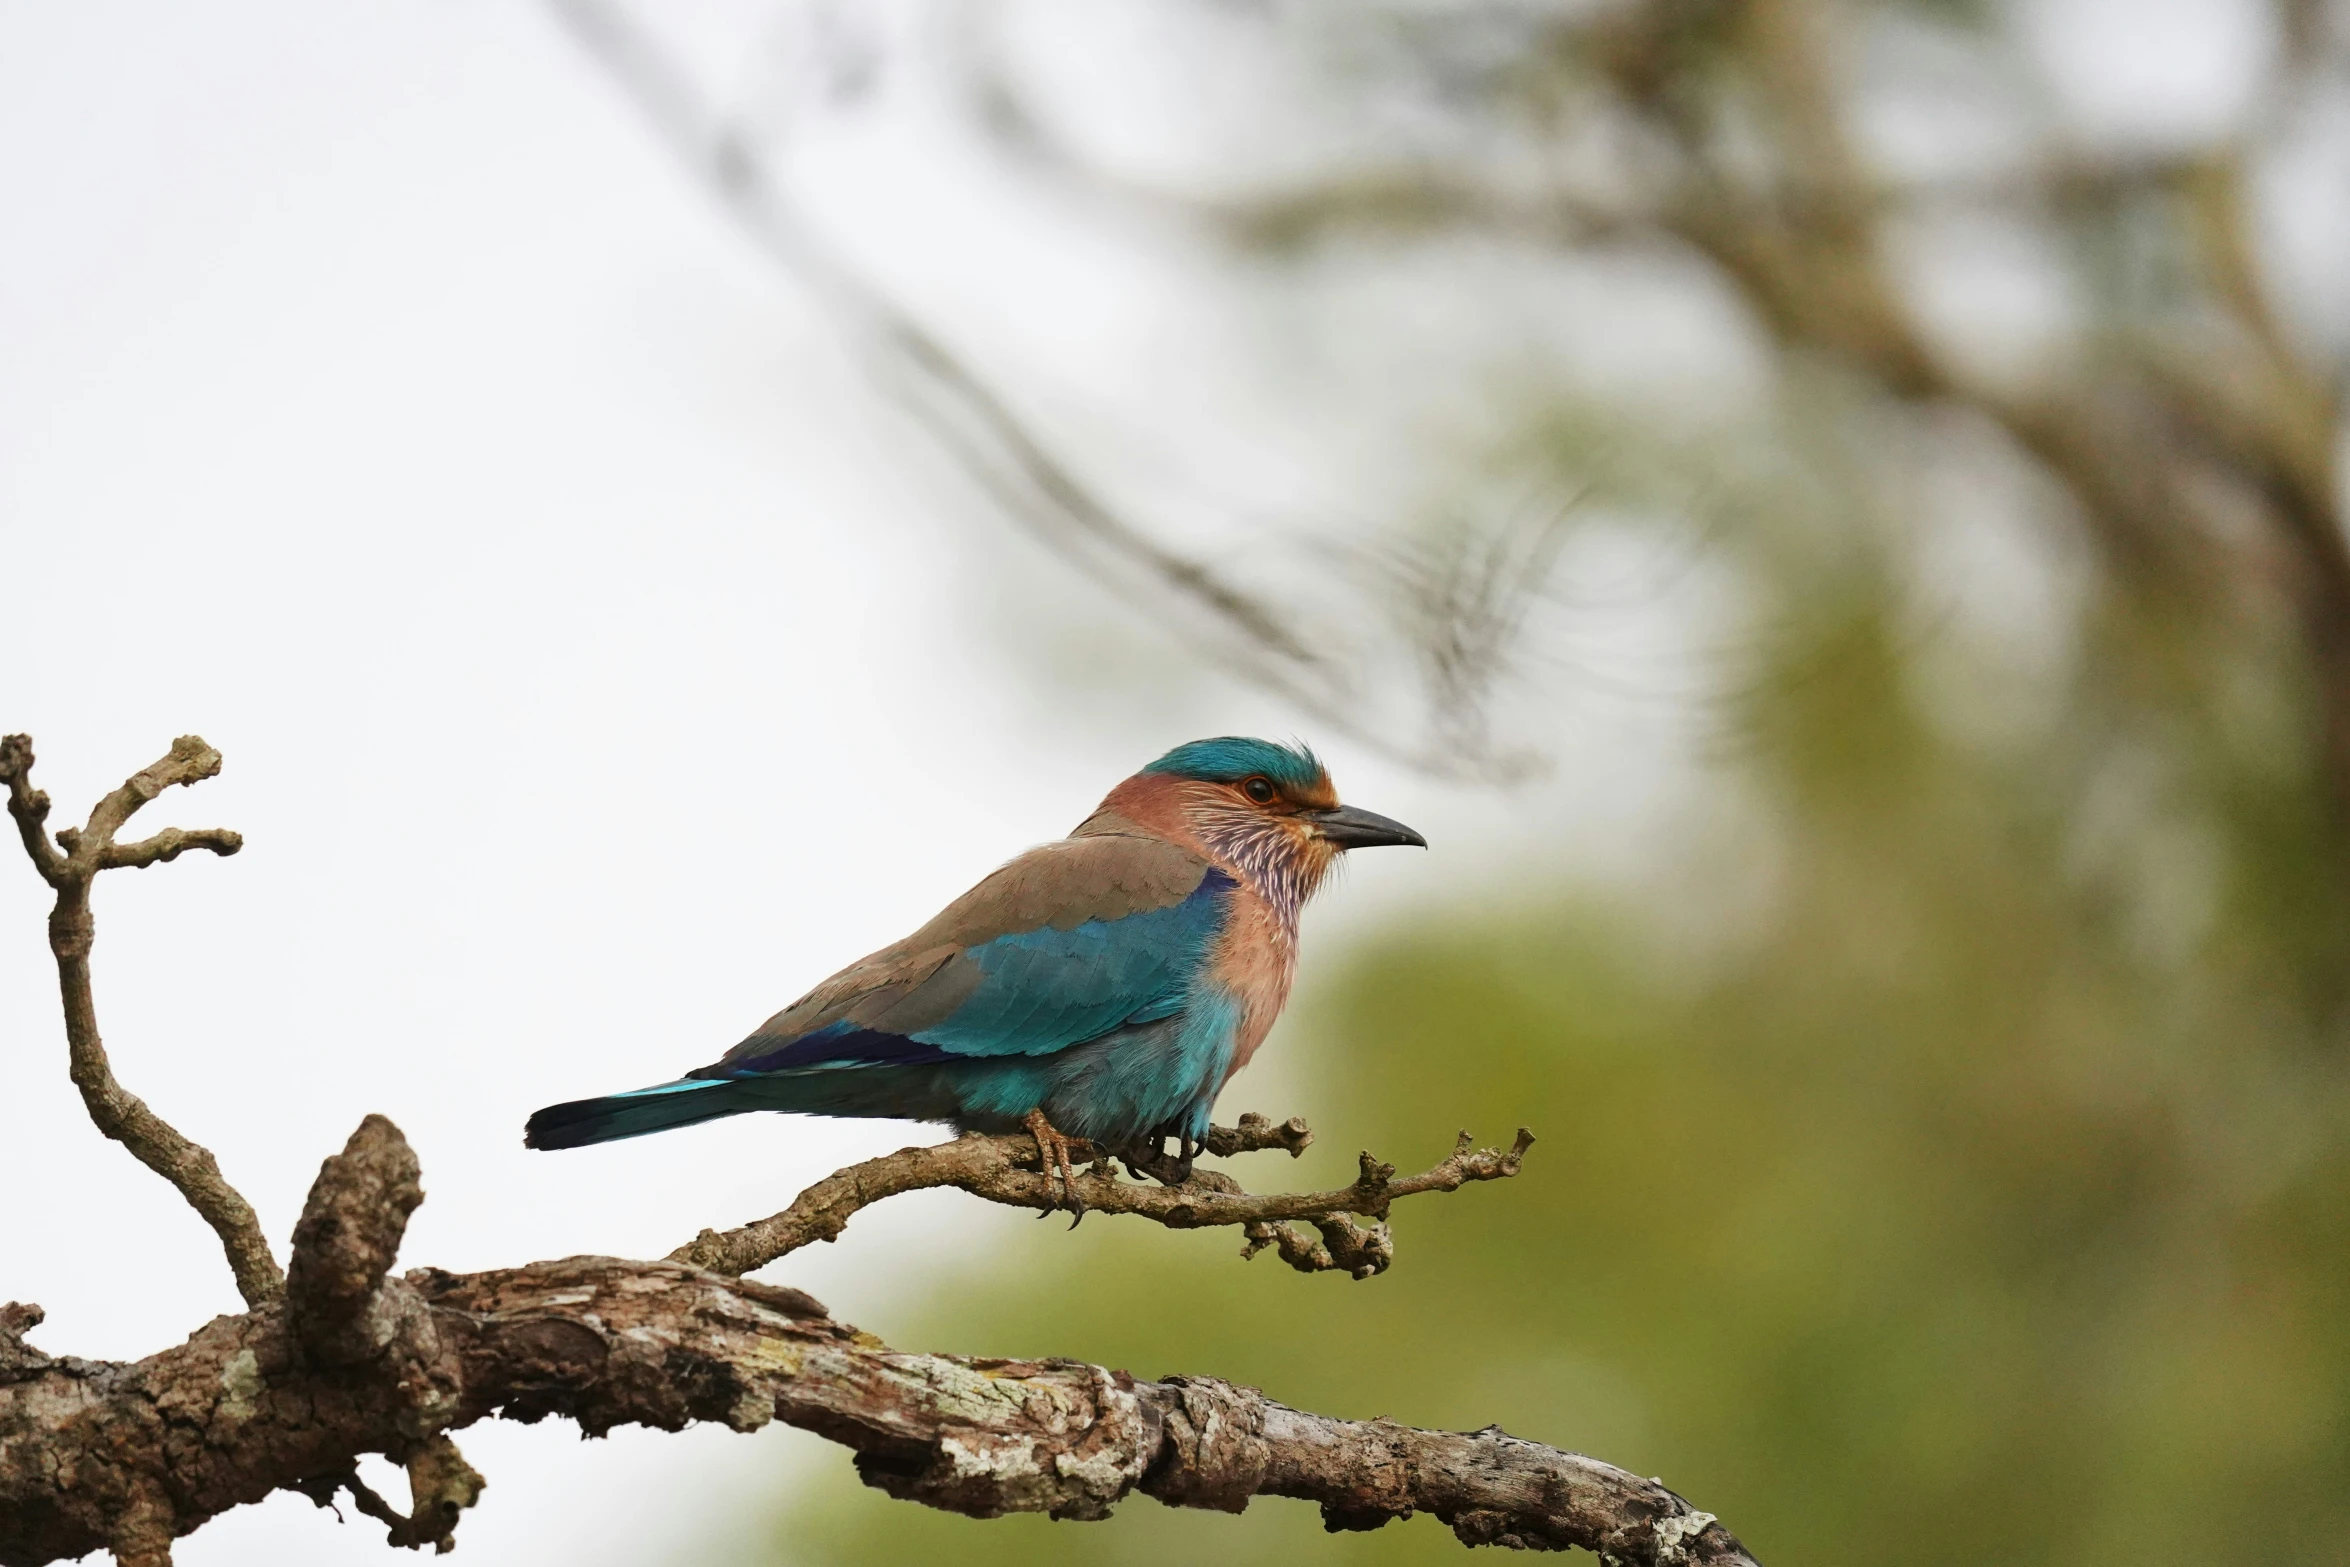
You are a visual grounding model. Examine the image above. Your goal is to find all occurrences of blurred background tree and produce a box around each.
[555,1,2350,1562]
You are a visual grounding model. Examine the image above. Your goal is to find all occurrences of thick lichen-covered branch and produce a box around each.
[0,1115,478,1567]
[0,1118,1753,1567]
[667,1115,1534,1280]
[0,733,277,1308]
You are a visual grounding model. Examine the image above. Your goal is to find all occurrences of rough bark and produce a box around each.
[0,1115,1754,1565]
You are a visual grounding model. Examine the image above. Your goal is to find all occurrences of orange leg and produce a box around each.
[1023,1107,1085,1223]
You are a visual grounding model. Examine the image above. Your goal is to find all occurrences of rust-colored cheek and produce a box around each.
[1288,823,1340,881]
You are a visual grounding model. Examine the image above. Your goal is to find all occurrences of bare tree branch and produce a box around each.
[279,1117,484,1553]
[0,739,66,887]
[669,1114,1534,1280]
[0,734,279,1308]
[0,737,1725,1561]
[98,826,247,872]
[0,1116,1750,1567]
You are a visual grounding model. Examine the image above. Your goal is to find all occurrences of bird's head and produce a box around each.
[1091,737,1424,911]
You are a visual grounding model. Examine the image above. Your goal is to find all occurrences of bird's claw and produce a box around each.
[1023,1108,1086,1224]
[1120,1129,1200,1186]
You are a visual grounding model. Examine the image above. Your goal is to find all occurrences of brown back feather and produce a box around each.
[718,832,1212,1060]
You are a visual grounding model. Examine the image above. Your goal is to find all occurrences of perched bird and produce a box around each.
[523,737,1424,1202]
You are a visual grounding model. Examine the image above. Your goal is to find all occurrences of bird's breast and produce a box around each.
[1207,887,1300,1079]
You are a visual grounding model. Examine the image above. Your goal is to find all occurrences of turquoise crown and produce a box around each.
[1143,737,1324,790]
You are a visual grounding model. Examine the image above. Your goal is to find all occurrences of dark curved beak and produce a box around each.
[1308,804,1427,850]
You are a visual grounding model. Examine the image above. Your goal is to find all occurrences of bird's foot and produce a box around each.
[1023,1108,1085,1225]
[1120,1132,1200,1187]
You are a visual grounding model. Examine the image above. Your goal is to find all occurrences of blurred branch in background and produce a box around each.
[548,0,1555,780]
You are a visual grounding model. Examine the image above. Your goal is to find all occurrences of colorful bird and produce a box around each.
[522,738,1424,1204]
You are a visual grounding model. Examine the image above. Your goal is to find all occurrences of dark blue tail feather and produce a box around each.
[522,1078,746,1150]
[523,1063,974,1149]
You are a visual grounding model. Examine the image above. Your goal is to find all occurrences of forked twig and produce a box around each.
[0,734,278,1307]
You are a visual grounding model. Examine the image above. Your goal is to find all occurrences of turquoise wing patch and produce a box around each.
[910,869,1233,1057]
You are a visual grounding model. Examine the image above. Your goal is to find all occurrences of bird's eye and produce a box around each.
[1242,776,1277,804]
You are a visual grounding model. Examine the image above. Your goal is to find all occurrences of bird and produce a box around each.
[522,737,1424,1206]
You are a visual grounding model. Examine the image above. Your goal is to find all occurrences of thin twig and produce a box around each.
[0,734,279,1307]
[668,1112,1533,1280]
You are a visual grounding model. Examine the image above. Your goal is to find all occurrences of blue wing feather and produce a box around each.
[706,869,1234,1077]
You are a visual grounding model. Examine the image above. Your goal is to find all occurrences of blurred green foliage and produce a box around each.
[760,450,2350,1562]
